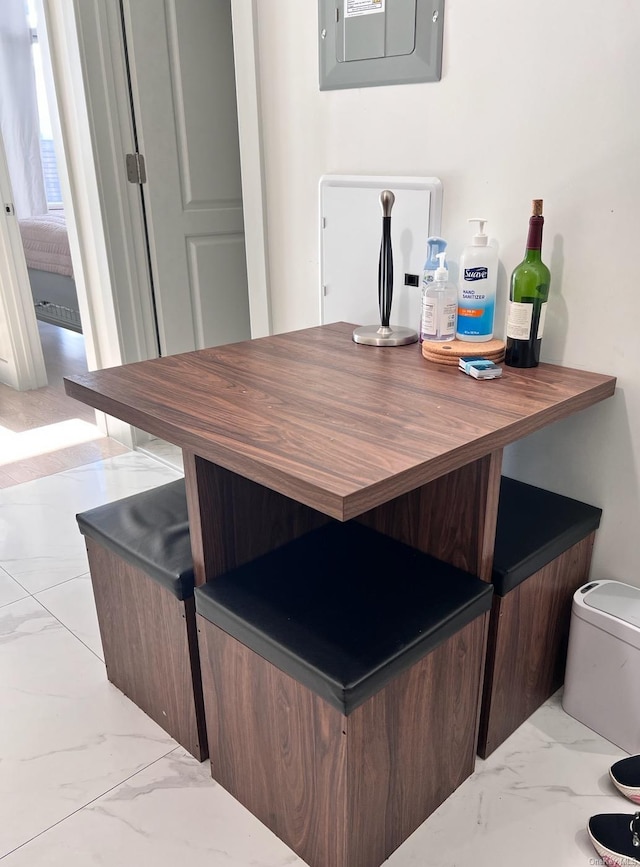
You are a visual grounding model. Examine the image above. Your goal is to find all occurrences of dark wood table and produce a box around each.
[64,322,616,588]
[65,322,616,867]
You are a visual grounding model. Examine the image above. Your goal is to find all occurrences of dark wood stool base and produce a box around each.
[87,540,208,761]
[197,611,488,867]
[477,532,596,759]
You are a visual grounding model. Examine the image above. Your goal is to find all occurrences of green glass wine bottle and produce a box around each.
[505,199,550,368]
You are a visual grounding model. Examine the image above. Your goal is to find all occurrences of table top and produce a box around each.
[64,322,616,520]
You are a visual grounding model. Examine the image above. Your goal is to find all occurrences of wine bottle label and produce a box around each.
[537,302,548,339]
[506,301,533,340]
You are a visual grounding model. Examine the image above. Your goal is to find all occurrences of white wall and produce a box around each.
[254,0,640,585]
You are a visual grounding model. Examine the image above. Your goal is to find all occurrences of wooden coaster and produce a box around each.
[422,338,505,366]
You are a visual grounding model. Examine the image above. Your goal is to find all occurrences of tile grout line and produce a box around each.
[2,568,92,603]
[33,593,105,664]
[0,568,91,612]
[0,595,29,611]
[0,452,193,859]
[0,746,181,862]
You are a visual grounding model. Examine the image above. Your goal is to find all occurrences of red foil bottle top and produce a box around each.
[526,200,544,251]
[526,216,544,250]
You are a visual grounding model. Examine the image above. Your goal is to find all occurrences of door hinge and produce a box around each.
[126,152,147,185]
[4,203,15,216]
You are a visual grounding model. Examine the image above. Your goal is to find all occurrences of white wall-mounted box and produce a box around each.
[319,174,442,332]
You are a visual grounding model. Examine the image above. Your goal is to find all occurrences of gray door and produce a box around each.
[123,0,251,356]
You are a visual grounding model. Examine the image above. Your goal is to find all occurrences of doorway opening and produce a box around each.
[4,0,88,369]
[0,0,270,484]
[0,0,127,486]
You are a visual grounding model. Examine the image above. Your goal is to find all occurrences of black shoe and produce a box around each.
[611,756,640,805]
[588,812,640,866]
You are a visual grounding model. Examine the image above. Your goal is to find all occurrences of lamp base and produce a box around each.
[352,325,418,347]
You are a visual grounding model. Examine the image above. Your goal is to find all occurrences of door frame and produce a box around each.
[0,130,48,391]
[229,0,272,338]
[41,0,271,441]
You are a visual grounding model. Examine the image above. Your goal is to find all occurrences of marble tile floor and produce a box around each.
[0,451,630,866]
[137,437,184,473]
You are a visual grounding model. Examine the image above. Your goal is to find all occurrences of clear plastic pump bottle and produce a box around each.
[419,237,447,343]
[421,252,457,343]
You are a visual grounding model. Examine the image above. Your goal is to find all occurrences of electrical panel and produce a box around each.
[319,1,444,90]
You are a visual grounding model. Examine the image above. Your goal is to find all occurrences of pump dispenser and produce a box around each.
[456,218,498,342]
[469,218,488,246]
[424,237,448,279]
[421,251,457,343]
[433,251,448,281]
[419,237,448,342]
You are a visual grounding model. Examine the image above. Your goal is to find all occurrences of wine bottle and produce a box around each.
[505,200,550,368]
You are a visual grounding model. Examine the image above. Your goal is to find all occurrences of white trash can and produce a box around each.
[563,580,640,754]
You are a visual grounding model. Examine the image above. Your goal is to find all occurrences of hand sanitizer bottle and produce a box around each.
[456,218,498,342]
[419,237,447,343]
[421,252,457,342]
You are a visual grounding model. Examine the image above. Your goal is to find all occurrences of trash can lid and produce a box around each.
[585,581,640,628]
[573,580,640,650]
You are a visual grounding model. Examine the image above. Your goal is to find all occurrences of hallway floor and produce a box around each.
[0,451,629,866]
[0,322,127,488]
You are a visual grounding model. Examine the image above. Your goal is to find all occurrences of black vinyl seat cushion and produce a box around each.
[76,479,194,600]
[195,521,493,716]
[492,477,602,597]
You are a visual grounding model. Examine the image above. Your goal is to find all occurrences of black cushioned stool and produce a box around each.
[477,476,602,758]
[195,521,493,867]
[77,479,207,761]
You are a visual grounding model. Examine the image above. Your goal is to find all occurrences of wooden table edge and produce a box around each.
[64,374,616,522]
